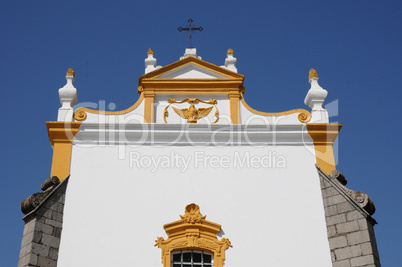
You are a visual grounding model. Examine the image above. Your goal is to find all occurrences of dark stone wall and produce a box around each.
[18,180,67,267]
[319,171,381,267]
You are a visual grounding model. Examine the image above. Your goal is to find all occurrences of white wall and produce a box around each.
[58,142,332,267]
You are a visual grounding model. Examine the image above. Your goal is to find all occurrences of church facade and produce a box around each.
[19,48,380,266]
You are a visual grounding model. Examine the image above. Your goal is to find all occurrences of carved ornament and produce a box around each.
[298,112,312,123]
[66,68,75,77]
[309,68,318,80]
[330,170,376,215]
[163,98,219,124]
[227,48,233,55]
[155,204,232,267]
[148,48,154,55]
[74,110,87,121]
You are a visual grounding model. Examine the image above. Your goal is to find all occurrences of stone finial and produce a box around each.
[180,48,202,60]
[66,68,75,77]
[308,68,318,80]
[58,68,78,122]
[145,48,161,74]
[223,48,237,73]
[304,68,329,123]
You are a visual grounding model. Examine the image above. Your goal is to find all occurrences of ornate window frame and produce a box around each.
[155,204,232,267]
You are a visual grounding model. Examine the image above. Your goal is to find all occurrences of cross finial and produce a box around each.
[178,18,203,48]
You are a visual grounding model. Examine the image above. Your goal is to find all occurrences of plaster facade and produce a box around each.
[18,48,380,267]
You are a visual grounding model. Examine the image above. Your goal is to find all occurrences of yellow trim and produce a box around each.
[155,204,232,267]
[73,94,144,121]
[229,91,240,124]
[240,95,312,123]
[306,123,342,175]
[46,122,81,181]
[143,91,155,123]
[140,79,244,94]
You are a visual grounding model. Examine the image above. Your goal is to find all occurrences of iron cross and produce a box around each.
[178,18,203,48]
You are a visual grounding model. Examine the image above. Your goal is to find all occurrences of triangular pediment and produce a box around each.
[156,63,227,79]
[139,56,244,81]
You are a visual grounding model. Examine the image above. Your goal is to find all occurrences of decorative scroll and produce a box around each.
[163,98,219,124]
[330,170,376,215]
[155,204,232,267]
[73,110,87,121]
[298,112,311,123]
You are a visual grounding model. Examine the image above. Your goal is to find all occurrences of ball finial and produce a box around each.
[66,68,75,77]
[309,68,318,80]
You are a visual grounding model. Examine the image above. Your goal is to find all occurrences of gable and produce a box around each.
[139,56,244,82]
[155,63,228,79]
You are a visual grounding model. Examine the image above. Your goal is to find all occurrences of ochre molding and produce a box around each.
[229,91,240,124]
[139,79,245,94]
[240,96,312,123]
[155,204,232,267]
[46,122,81,181]
[73,94,144,121]
[143,91,155,123]
[307,123,342,175]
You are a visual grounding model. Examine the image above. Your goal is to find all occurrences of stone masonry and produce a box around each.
[319,168,381,267]
[18,178,68,267]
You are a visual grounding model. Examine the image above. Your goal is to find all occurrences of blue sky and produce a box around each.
[1,1,401,265]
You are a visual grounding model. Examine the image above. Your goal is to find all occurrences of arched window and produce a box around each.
[155,204,232,267]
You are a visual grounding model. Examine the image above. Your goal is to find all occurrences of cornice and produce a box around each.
[73,123,315,146]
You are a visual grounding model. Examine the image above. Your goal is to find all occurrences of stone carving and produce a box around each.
[66,68,75,77]
[298,112,311,123]
[308,68,318,80]
[163,98,219,124]
[155,204,231,267]
[21,176,60,214]
[330,170,376,215]
[73,109,87,121]
[180,203,207,224]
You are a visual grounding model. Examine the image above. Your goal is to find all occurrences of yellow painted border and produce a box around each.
[240,95,312,123]
[307,123,342,175]
[155,204,232,267]
[46,122,81,181]
[73,93,144,121]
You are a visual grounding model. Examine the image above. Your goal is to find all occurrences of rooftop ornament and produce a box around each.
[57,68,78,122]
[304,68,329,123]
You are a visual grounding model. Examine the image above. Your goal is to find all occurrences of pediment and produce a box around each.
[156,63,227,79]
[139,56,244,81]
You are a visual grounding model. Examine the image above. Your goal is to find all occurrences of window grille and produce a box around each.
[171,250,213,267]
